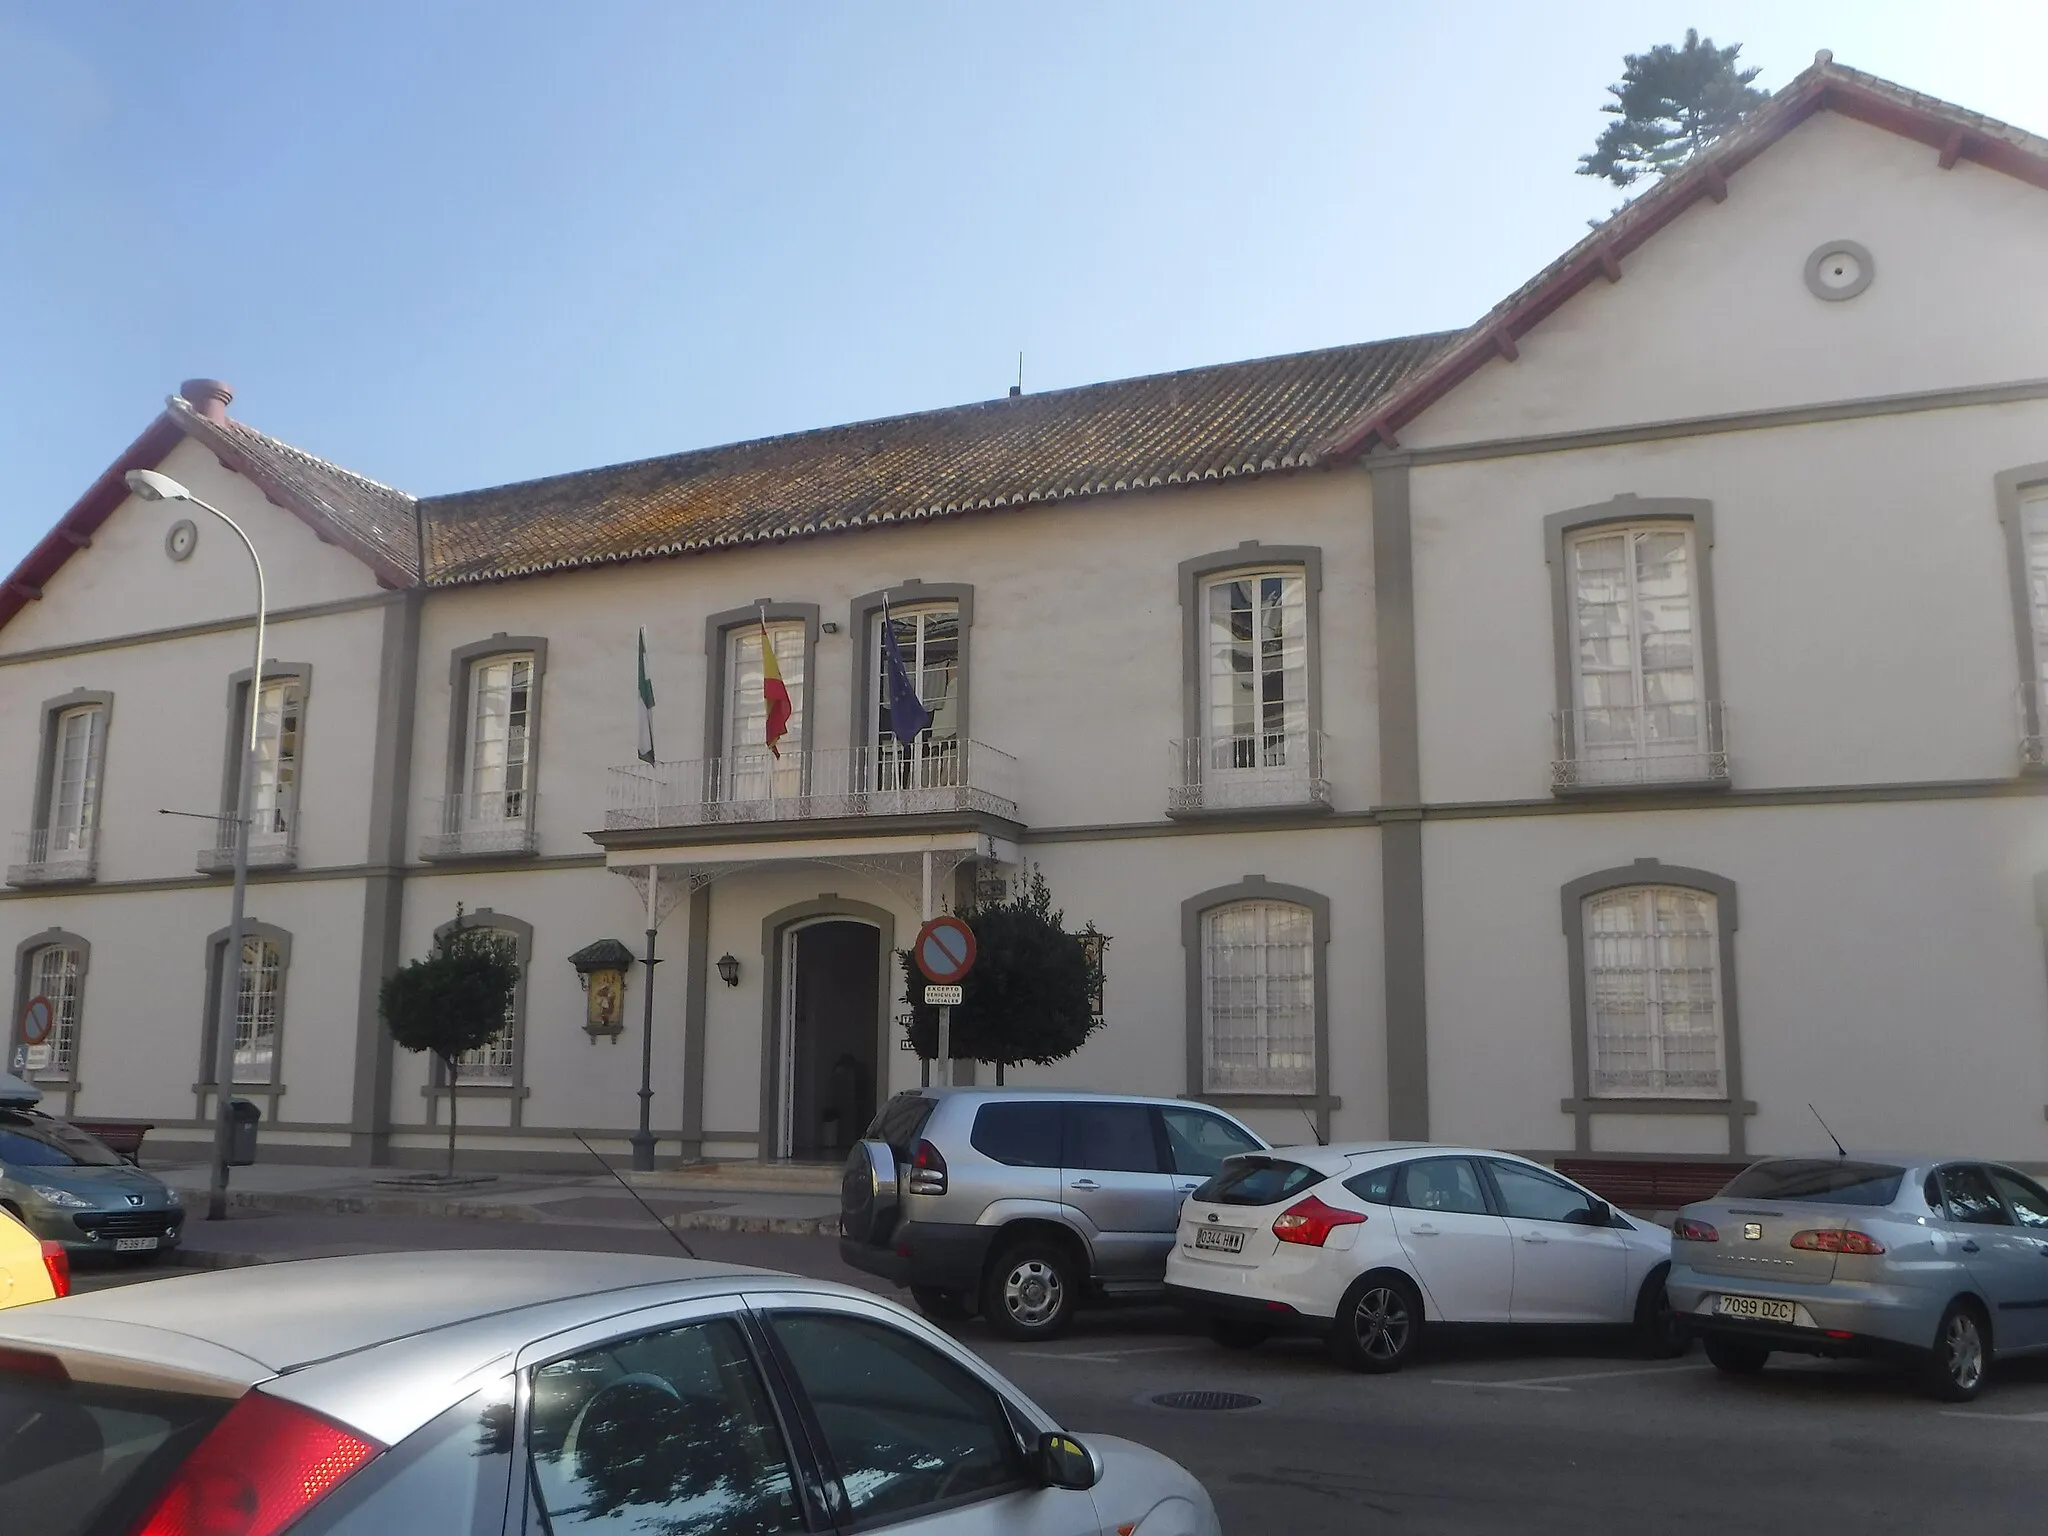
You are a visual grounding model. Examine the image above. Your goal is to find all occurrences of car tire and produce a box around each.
[1633,1267,1689,1359]
[1920,1300,1989,1403]
[910,1286,972,1322]
[981,1239,1079,1341]
[1209,1320,1271,1350]
[1328,1273,1423,1374]
[1703,1335,1770,1377]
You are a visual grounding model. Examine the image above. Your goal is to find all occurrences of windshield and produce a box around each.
[0,1112,125,1169]
[1717,1159,1906,1206]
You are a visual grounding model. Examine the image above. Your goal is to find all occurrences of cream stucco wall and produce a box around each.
[1401,112,2048,449]
[1423,799,2048,1162]
[407,468,1380,856]
[0,437,389,657]
[1410,400,2048,804]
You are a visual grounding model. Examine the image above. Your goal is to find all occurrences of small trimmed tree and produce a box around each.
[1578,30,1770,188]
[902,868,1102,1082]
[380,909,519,1177]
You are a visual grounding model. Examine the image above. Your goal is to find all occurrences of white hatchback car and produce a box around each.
[1164,1144,1679,1371]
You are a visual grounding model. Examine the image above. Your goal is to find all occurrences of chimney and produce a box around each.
[181,378,234,423]
[1008,384,1021,398]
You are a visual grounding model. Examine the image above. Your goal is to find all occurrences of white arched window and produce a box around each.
[1201,900,1315,1093]
[457,927,521,1084]
[1582,885,1724,1097]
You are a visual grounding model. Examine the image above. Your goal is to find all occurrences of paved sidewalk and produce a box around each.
[149,1158,843,1237]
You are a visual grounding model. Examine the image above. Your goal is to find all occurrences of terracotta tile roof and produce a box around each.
[1326,53,2048,459]
[169,396,421,585]
[416,332,1455,584]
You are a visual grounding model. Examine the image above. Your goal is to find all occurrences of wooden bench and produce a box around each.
[68,1120,154,1166]
[1553,1158,1752,1213]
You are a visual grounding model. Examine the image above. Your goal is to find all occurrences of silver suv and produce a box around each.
[840,1088,1266,1340]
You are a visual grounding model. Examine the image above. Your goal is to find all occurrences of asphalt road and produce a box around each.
[69,1212,2048,1535]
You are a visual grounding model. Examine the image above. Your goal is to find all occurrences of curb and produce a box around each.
[222,1189,552,1222]
[668,1212,840,1238]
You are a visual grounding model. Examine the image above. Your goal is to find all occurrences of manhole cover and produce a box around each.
[1150,1390,1262,1411]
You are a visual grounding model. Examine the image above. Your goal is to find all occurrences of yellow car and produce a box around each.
[0,1202,67,1308]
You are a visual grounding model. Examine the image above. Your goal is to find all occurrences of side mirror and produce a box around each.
[1036,1431,1101,1491]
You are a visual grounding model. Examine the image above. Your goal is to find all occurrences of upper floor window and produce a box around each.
[1567,524,1701,769]
[1201,898,1315,1093]
[1204,571,1308,772]
[46,704,106,854]
[873,603,959,787]
[250,677,302,840]
[22,940,84,1082]
[724,621,805,801]
[2020,486,2048,680]
[466,654,534,823]
[1581,884,1724,1099]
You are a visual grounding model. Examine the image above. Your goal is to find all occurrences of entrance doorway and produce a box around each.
[777,919,881,1161]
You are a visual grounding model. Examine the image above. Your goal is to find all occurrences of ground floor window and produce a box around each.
[228,936,286,1084]
[19,939,84,1081]
[1201,899,1315,1093]
[1582,884,1724,1098]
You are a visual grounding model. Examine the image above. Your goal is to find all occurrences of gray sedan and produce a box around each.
[0,1251,1221,1535]
[1667,1156,2048,1400]
[0,1104,182,1259]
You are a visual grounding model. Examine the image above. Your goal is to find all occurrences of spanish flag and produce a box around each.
[760,620,792,759]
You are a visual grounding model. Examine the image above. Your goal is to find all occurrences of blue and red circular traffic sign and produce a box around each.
[19,995,53,1047]
[914,916,977,985]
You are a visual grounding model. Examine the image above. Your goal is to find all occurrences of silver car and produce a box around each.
[0,1094,183,1260]
[841,1089,1267,1339]
[0,1250,1221,1535]
[1667,1156,2048,1400]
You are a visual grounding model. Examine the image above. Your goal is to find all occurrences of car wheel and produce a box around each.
[1703,1335,1770,1376]
[1210,1320,1271,1350]
[1920,1300,1989,1403]
[981,1240,1079,1341]
[909,1285,972,1321]
[1329,1274,1422,1374]
[1634,1267,1689,1359]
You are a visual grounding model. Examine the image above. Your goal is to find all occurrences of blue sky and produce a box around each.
[2,2,2042,564]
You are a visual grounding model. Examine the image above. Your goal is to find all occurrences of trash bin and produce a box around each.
[228,1098,261,1167]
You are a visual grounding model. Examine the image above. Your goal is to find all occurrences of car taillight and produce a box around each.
[1790,1229,1886,1256]
[1671,1218,1719,1242]
[39,1240,69,1298]
[1272,1195,1365,1247]
[134,1391,382,1536]
[906,1139,948,1196]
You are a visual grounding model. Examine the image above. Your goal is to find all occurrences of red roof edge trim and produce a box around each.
[1324,64,2048,462]
[0,414,184,634]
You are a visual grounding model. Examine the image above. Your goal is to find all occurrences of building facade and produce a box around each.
[4,58,2046,1170]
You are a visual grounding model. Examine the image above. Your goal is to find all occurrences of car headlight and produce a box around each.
[30,1184,95,1209]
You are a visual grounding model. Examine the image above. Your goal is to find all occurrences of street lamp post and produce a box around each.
[126,469,265,1222]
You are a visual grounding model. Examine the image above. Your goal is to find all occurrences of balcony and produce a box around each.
[5,827,96,888]
[1552,702,1730,791]
[1168,730,1330,815]
[606,740,1019,833]
[420,790,540,860]
[196,810,299,874]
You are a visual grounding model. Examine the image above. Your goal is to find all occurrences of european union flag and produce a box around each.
[882,605,933,748]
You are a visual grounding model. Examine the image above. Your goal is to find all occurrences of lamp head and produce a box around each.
[125,469,193,504]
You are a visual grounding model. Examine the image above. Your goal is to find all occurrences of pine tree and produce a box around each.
[1579,30,1770,188]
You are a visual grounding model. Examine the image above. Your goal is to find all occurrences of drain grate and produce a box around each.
[1150,1389,1262,1411]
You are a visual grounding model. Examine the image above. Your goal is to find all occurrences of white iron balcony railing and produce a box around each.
[606,739,1019,832]
[5,826,97,887]
[196,808,300,874]
[2020,682,2048,769]
[420,789,540,860]
[1553,701,1730,790]
[1169,730,1330,814]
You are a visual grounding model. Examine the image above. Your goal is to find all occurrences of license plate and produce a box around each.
[1194,1226,1245,1254]
[113,1236,159,1253]
[1717,1294,1796,1324]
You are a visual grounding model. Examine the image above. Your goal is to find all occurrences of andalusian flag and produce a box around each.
[636,627,656,765]
[760,619,792,759]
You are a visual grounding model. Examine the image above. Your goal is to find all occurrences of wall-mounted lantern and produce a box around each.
[716,952,742,988]
[1076,923,1110,1021]
[568,939,636,1040]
